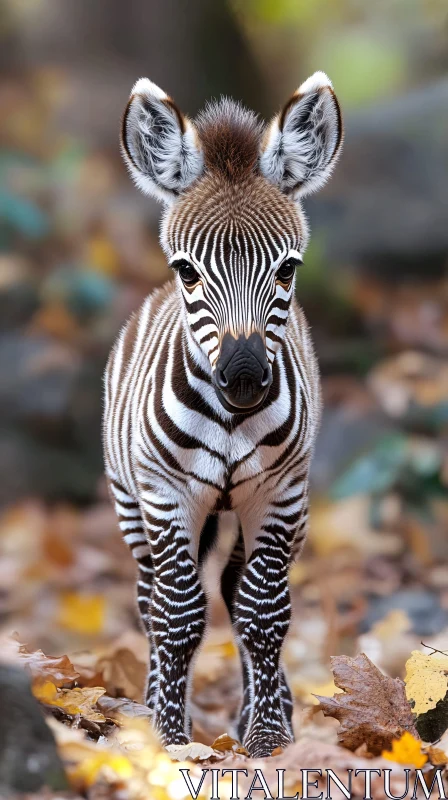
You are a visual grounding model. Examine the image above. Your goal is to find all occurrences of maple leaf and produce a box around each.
[315,653,419,755]
[382,732,428,768]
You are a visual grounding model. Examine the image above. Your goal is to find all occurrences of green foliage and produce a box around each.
[311,30,405,108]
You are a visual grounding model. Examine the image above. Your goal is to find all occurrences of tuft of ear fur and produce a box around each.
[260,71,343,198]
[121,78,204,204]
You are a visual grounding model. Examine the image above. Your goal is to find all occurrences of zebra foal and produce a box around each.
[103,72,343,757]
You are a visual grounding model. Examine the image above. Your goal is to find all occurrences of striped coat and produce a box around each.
[103,71,342,757]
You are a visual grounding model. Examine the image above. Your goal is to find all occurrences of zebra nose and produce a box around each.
[213,332,272,411]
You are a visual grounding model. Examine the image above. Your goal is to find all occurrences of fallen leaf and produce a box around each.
[315,653,419,755]
[97,694,152,721]
[405,650,448,716]
[68,751,133,790]
[405,650,448,741]
[96,646,146,700]
[34,682,107,723]
[166,741,220,762]
[58,592,105,636]
[382,732,428,768]
[16,642,80,687]
[426,746,448,766]
[210,733,248,755]
[48,718,133,791]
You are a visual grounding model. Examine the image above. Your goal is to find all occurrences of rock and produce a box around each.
[308,78,448,277]
[0,664,67,794]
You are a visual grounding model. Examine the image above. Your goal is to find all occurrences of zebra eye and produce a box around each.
[276,257,301,284]
[174,260,200,286]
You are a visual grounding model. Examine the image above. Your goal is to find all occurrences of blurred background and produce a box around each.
[1,0,448,740]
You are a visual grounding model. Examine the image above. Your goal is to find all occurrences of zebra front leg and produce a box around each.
[221,525,294,744]
[108,477,159,713]
[142,505,207,746]
[233,514,295,757]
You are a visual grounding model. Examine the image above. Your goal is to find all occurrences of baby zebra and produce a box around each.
[103,72,342,757]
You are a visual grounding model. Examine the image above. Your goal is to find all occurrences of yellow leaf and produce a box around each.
[68,752,133,789]
[34,682,107,723]
[58,592,105,635]
[382,732,428,768]
[33,680,58,704]
[405,650,448,716]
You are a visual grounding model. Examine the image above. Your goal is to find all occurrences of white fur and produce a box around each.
[122,78,204,205]
[297,70,333,94]
[260,71,342,198]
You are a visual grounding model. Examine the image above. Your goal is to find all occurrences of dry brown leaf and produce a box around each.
[96,646,146,700]
[315,653,419,755]
[210,733,248,755]
[97,694,152,721]
[426,746,448,766]
[16,642,80,687]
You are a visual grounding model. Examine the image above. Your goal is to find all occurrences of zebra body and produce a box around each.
[103,71,342,757]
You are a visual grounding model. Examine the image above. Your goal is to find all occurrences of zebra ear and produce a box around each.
[121,78,204,204]
[260,72,343,198]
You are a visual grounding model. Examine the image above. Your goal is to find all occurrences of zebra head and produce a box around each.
[121,73,342,413]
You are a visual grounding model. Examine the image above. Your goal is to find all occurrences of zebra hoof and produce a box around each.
[244,730,293,758]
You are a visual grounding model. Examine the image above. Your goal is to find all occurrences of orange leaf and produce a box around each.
[382,732,428,768]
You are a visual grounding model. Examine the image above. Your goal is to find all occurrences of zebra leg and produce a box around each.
[108,478,158,713]
[141,504,207,746]
[233,526,294,757]
[221,526,293,743]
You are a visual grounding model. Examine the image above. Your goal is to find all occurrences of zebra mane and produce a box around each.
[195,99,264,183]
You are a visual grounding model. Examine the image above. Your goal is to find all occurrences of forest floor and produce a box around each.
[1,395,448,799]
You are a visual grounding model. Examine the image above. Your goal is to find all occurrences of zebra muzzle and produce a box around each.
[213,332,272,413]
